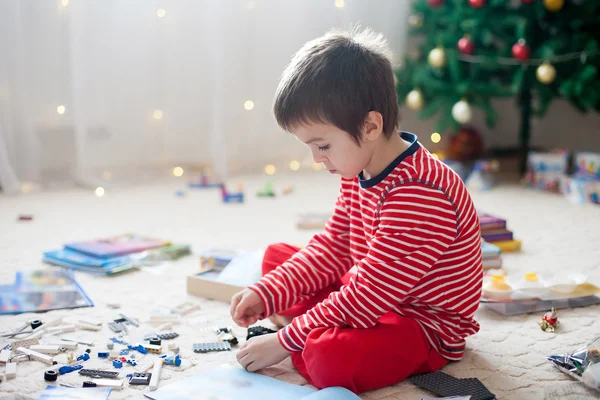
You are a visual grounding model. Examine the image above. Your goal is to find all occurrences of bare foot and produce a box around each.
[269,315,293,328]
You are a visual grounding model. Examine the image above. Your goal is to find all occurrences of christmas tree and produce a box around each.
[396,0,599,172]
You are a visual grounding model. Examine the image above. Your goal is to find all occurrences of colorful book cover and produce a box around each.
[199,249,238,271]
[481,241,501,259]
[479,216,507,231]
[0,270,93,315]
[481,229,513,243]
[493,239,522,252]
[43,249,143,275]
[64,234,169,258]
[483,256,503,270]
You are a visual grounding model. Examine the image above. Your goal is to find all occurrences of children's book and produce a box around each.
[0,270,93,315]
[64,233,169,258]
[493,239,522,252]
[144,364,360,400]
[479,215,507,231]
[481,241,501,259]
[37,385,111,399]
[199,249,239,271]
[481,229,513,243]
[482,256,503,270]
[43,249,142,276]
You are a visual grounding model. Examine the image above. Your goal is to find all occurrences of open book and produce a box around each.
[144,364,360,400]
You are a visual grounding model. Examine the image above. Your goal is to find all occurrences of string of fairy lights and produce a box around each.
[31,0,352,197]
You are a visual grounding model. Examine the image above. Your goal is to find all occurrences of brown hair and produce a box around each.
[273,28,399,144]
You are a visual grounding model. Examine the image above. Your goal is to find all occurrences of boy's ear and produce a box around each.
[362,111,384,142]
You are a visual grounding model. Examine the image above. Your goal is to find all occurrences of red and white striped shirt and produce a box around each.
[250,132,483,361]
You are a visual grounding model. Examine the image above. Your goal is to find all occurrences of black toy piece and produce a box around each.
[83,381,96,387]
[31,320,43,330]
[149,337,162,346]
[409,371,496,400]
[44,370,58,382]
[129,372,152,385]
[246,326,277,341]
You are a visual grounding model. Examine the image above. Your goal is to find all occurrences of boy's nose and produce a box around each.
[311,151,326,164]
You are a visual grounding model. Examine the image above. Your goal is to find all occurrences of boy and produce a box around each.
[230,28,483,394]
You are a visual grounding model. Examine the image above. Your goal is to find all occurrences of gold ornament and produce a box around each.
[536,62,556,84]
[406,90,425,111]
[543,0,564,11]
[428,47,446,68]
[408,14,423,28]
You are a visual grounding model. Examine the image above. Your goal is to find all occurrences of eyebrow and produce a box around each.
[305,137,325,145]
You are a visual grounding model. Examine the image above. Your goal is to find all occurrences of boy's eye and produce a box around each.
[317,145,330,152]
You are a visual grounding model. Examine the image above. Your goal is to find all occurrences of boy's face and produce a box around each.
[292,121,373,179]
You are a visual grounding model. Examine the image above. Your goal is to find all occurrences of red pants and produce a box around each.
[262,243,448,394]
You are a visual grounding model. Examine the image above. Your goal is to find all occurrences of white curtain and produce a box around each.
[0,0,410,194]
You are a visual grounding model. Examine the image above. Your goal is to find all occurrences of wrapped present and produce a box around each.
[524,150,569,193]
[574,152,600,179]
[561,175,600,206]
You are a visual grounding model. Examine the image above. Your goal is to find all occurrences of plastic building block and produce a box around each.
[10,338,40,349]
[172,302,201,316]
[58,365,83,375]
[129,372,152,385]
[30,345,61,355]
[144,344,162,354]
[218,333,238,346]
[127,359,137,366]
[0,350,11,363]
[119,313,140,327]
[79,369,120,379]
[17,347,54,365]
[112,360,123,369]
[77,353,90,362]
[216,327,232,334]
[108,322,126,333]
[127,344,147,354]
[119,357,127,362]
[46,340,78,350]
[111,337,126,344]
[119,349,129,355]
[192,342,231,353]
[246,326,277,341]
[145,332,178,341]
[149,337,162,346]
[5,362,16,379]
[44,370,58,381]
[97,352,109,358]
[188,172,223,189]
[409,372,496,400]
[89,378,125,390]
[149,360,163,391]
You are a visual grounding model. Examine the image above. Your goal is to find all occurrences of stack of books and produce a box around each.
[43,234,191,276]
[479,212,522,253]
[481,240,502,270]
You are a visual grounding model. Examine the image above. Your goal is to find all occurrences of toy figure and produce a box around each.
[539,308,559,332]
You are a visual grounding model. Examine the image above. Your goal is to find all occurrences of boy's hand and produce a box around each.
[230,288,265,328]
[236,333,290,372]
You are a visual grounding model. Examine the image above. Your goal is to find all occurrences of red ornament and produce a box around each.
[427,0,444,8]
[522,0,535,3]
[512,40,530,61]
[469,0,486,8]
[539,308,559,332]
[458,37,475,55]
[447,127,484,162]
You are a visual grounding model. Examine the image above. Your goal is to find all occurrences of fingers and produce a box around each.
[230,293,242,320]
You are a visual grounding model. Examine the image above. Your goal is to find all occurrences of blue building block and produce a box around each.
[127,344,148,354]
[160,354,181,366]
[111,337,126,344]
[98,352,109,358]
[59,365,83,375]
[112,360,123,369]
[127,359,137,366]
[119,349,129,355]
[77,353,90,361]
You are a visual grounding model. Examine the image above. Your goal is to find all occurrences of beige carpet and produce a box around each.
[1,172,600,400]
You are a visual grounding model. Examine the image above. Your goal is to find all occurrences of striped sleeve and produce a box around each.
[277,184,458,352]
[248,189,353,319]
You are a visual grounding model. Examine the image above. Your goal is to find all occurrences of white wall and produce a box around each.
[0,0,411,183]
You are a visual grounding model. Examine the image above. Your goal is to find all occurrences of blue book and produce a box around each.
[481,241,501,259]
[43,249,143,275]
[144,365,360,400]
